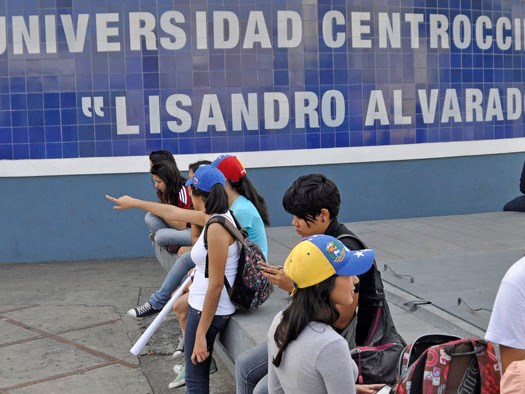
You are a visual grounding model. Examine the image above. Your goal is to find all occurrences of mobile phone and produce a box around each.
[376,386,392,394]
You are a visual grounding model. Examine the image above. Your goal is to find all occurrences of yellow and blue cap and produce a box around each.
[284,234,375,288]
[185,165,226,192]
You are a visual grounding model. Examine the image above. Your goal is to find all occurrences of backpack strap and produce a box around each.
[337,233,385,295]
[203,212,244,289]
[205,213,246,245]
[473,339,500,393]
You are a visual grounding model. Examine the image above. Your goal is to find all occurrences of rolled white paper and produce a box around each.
[130,276,192,356]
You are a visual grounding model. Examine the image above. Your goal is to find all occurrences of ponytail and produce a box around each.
[230,177,270,225]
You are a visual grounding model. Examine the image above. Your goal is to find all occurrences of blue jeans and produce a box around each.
[184,306,231,394]
[144,212,192,247]
[235,341,269,394]
[149,251,195,310]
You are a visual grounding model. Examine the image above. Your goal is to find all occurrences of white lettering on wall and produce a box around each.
[129,12,157,51]
[231,93,259,131]
[507,88,522,120]
[166,94,192,133]
[44,15,57,53]
[116,97,139,135]
[243,11,271,49]
[277,11,302,48]
[404,13,424,48]
[159,11,186,50]
[61,14,89,53]
[195,11,208,49]
[351,12,372,48]
[441,89,462,123]
[378,13,401,48]
[264,92,290,129]
[295,92,319,128]
[321,90,345,127]
[197,94,227,132]
[12,16,40,54]
[322,11,345,48]
[214,11,239,49]
[418,89,439,124]
[365,90,389,126]
[96,13,120,52]
[149,96,161,134]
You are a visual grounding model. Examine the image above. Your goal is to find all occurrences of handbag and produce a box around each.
[338,233,406,386]
[351,298,406,385]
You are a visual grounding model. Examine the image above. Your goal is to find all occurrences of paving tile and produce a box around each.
[0,338,104,388]
[5,305,120,335]
[0,318,38,346]
[60,320,139,366]
[10,364,151,394]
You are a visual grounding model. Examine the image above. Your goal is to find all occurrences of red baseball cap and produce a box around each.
[212,155,247,182]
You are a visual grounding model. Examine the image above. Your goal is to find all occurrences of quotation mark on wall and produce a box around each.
[81,96,105,118]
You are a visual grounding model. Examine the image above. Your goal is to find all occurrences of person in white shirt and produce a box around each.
[485,256,525,374]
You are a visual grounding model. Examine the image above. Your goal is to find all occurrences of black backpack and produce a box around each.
[338,233,406,386]
[204,213,273,311]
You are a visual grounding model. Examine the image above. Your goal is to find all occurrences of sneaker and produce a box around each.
[168,358,217,389]
[127,301,161,319]
[172,334,184,359]
[168,364,186,389]
[209,356,218,374]
[172,358,217,375]
[173,362,184,375]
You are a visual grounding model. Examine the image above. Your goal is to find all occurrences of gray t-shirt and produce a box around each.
[267,311,358,394]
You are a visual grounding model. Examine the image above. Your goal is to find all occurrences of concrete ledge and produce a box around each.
[218,288,290,376]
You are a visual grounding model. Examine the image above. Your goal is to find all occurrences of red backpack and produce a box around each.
[395,336,500,394]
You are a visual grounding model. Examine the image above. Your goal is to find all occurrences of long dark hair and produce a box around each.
[150,161,184,205]
[149,150,175,166]
[229,177,270,226]
[273,276,339,367]
[190,184,229,215]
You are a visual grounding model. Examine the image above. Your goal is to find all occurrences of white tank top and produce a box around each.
[189,211,240,315]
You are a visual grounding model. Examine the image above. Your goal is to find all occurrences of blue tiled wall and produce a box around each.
[1,1,524,160]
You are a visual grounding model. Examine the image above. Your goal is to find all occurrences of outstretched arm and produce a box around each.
[106,195,208,226]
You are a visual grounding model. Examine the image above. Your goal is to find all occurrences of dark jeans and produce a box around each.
[503,195,525,212]
[184,306,231,394]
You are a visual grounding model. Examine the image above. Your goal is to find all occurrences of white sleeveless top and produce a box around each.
[188,211,240,316]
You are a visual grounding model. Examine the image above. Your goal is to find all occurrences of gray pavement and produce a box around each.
[1,212,523,393]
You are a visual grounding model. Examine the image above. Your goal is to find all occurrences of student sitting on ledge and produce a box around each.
[503,159,525,212]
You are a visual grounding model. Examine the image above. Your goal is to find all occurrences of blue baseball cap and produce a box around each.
[284,234,375,288]
[185,165,226,192]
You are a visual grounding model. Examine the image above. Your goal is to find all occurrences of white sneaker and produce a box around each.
[172,334,184,359]
[168,364,186,389]
[173,362,183,375]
